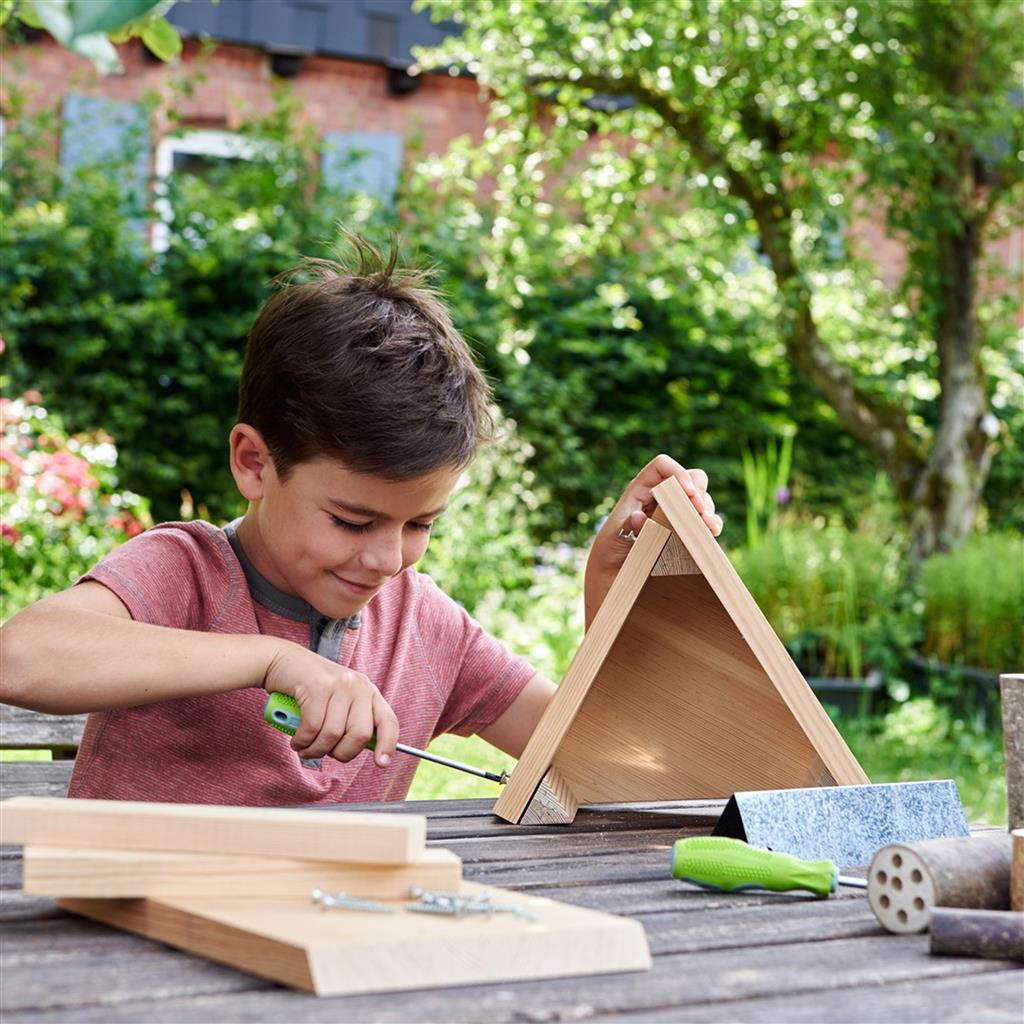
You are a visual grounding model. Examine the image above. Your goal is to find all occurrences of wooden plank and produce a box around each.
[0,706,86,750]
[618,970,1024,1022]
[58,882,651,996]
[23,846,461,899]
[4,925,1016,1023]
[0,797,425,865]
[493,518,672,823]
[0,762,73,799]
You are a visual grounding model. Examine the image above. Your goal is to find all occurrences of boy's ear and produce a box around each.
[230,424,273,501]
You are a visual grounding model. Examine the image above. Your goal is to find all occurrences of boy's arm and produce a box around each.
[476,671,557,758]
[0,582,400,765]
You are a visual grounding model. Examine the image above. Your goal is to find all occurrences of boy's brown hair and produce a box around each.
[238,233,493,481]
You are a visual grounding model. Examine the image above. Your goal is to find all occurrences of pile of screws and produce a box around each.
[309,885,538,922]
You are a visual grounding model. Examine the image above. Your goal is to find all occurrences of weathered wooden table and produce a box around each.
[2,798,1021,1022]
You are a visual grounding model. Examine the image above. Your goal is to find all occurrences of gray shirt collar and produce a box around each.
[223,519,361,638]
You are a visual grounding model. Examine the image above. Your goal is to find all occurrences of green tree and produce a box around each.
[416,0,1023,558]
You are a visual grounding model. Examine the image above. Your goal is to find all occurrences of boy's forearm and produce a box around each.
[0,608,283,714]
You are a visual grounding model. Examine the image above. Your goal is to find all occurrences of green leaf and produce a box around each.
[140,16,182,61]
[67,0,164,37]
[69,30,123,73]
[27,0,75,45]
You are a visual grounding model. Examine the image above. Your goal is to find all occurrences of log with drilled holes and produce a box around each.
[867,833,1012,934]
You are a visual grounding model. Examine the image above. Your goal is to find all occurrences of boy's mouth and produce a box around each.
[329,572,382,596]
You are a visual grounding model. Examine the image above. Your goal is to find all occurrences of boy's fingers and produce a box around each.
[329,700,375,763]
[297,693,350,759]
[290,694,328,753]
[371,693,400,767]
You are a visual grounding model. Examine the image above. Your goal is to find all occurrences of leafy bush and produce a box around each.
[919,532,1024,670]
[731,520,909,679]
[1,390,151,619]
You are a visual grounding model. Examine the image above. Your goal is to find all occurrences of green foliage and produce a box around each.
[741,432,794,549]
[0,392,152,619]
[415,0,1024,555]
[1,89,389,522]
[2,0,180,74]
[731,518,908,679]
[919,532,1024,671]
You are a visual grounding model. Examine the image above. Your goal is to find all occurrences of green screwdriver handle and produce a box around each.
[263,691,383,748]
[672,836,838,898]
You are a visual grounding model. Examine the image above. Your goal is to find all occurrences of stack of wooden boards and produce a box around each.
[0,796,650,996]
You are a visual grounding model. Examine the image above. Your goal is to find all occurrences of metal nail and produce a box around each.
[311,887,395,913]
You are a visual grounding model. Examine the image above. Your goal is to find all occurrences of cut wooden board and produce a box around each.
[494,476,869,825]
[59,882,651,995]
[23,845,461,899]
[0,797,424,865]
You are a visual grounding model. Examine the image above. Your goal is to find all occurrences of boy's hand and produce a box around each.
[584,454,723,628]
[262,644,399,766]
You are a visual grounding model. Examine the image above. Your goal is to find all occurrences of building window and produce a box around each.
[152,130,266,252]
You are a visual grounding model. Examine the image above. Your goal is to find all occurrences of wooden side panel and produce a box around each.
[493,519,672,824]
[518,768,578,826]
[0,797,426,865]
[652,478,868,787]
[23,846,461,899]
[552,574,837,803]
[60,883,651,996]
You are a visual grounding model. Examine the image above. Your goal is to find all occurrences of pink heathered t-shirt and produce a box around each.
[67,520,535,806]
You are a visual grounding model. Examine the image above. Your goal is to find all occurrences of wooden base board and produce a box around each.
[60,883,651,996]
[24,846,461,900]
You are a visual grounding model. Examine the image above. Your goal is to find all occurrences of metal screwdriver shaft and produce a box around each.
[263,692,509,784]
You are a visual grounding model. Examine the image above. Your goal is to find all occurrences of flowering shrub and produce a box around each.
[1,391,151,618]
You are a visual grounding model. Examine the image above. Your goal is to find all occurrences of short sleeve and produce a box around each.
[78,522,238,632]
[416,573,537,738]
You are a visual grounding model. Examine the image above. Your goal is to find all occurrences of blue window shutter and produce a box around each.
[60,93,151,218]
[321,131,403,204]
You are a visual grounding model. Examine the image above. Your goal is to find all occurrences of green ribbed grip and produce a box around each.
[262,691,378,749]
[671,836,838,898]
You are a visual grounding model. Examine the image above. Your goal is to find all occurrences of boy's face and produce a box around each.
[240,450,462,619]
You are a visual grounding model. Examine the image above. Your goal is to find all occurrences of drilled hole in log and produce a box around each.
[892,877,903,891]
[897,910,908,924]
[914,897,925,911]
[876,871,888,884]
[892,854,903,868]
[880,895,890,908]
[911,869,922,883]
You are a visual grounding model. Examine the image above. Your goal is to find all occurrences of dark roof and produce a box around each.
[167,0,457,67]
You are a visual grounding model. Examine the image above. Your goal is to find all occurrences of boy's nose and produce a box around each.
[360,531,404,577]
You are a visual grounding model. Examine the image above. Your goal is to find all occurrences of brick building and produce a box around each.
[5,0,487,209]
[4,0,1020,293]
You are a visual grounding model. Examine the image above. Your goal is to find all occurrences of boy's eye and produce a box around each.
[411,522,433,534]
[329,515,372,533]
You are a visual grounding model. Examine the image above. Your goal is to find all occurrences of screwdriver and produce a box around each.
[671,836,869,898]
[263,691,509,784]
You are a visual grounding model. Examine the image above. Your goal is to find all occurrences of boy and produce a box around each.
[0,238,722,806]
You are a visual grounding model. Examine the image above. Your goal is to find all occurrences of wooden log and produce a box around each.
[868,833,1012,934]
[0,797,425,865]
[1013,828,1024,913]
[1001,674,1024,830]
[929,907,1024,962]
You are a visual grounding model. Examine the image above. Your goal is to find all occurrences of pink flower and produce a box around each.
[0,522,19,544]
[24,390,42,404]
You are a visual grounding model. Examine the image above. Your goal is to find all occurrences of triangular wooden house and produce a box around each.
[493,476,869,825]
